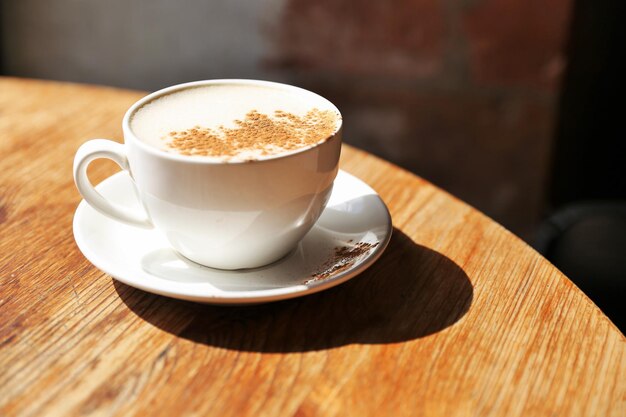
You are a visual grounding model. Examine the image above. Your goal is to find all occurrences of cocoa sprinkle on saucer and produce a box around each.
[304,241,380,285]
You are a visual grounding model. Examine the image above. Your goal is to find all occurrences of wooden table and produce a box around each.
[0,78,624,417]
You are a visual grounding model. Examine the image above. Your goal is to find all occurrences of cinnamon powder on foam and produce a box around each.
[164,108,338,158]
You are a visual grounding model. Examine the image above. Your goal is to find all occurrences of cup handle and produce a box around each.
[73,139,153,228]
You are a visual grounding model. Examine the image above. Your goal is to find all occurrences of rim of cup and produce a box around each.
[122,79,343,165]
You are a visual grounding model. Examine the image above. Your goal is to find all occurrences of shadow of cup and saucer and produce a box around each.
[115,227,473,353]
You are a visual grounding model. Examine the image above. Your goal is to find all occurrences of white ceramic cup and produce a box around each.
[73,79,342,269]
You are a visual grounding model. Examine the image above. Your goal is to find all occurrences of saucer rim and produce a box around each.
[73,169,392,304]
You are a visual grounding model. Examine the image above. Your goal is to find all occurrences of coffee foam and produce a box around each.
[130,84,340,161]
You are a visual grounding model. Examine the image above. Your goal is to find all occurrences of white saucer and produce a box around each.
[73,170,392,304]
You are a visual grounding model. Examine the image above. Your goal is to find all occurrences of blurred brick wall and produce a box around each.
[268,0,572,237]
[1,0,573,237]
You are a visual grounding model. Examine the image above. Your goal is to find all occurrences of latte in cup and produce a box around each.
[74,80,342,269]
[130,84,341,162]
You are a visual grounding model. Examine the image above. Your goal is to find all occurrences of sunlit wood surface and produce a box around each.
[1,78,624,417]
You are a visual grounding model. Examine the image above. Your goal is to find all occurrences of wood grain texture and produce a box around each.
[0,77,624,417]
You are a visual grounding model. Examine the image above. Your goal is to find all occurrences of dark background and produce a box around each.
[0,0,575,238]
